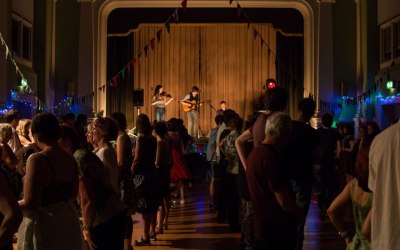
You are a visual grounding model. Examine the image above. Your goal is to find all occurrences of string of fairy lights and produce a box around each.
[1,1,399,117]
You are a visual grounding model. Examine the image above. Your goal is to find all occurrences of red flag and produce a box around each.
[181,0,187,12]
[113,77,118,87]
[237,4,241,17]
[229,0,234,5]
[157,29,162,42]
[133,58,137,70]
[150,38,155,50]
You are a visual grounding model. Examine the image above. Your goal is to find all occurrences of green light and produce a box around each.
[386,80,394,89]
[21,78,28,88]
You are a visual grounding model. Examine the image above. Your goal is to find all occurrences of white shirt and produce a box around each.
[215,122,227,158]
[368,121,400,250]
[95,145,119,193]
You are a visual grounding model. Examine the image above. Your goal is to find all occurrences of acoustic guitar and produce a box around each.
[182,100,210,112]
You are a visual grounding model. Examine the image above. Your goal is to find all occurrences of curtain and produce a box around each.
[132,24,276,134]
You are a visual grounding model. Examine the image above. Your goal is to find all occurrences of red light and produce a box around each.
[267,81,276,89]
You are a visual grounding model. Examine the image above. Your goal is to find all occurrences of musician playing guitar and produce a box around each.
[181,86,201,137]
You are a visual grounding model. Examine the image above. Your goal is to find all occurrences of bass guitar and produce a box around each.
[182,100,210,112]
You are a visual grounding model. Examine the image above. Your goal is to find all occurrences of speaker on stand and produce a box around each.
[133,88,144,116]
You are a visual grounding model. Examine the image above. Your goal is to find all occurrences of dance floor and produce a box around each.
[129,184,346,250]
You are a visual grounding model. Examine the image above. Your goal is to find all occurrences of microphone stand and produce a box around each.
[197,92,205,138]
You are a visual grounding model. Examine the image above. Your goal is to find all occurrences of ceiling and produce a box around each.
[107,7,304,35]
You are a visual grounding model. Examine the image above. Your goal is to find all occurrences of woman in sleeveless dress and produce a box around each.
[328,137,373,250]
[167,120,192,204]
[131,114,159,246]
[110,112,135,250]
[17,113,82,250]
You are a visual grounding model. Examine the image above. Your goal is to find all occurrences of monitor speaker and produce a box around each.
[133,89,144,106]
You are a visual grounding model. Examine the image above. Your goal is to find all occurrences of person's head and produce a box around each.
[31,112,61,146]
[222,109,237,125]
[93,117,118,143]
[154,85,163,96]
[264,112,293,148]
[358,125,367,139]
[136,114,152,136]
[220,101,227,111]
[0,123,13,144]
[366,121,380,137]
[5,110,19,128]
[110,112,127,131]
[58,125,81,154]
[321,113,334,128]
[86,122,96,146]
[297,98,316,122]
[17,119,31,138]
[355,137,373,192]
[264,86,288,112]
[343,123,354,136]
[227,115,243,132]
[154,121,168,137]
[191,86,199,97]
[64,113,75,126]
[215,115,224,126]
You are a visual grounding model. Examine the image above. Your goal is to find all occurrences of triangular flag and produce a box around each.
[181,0,187,12]
[133,58,138,69]
[150,38,155,50]
[229,0,234,5]
[144,45,149,56]
[113,77,118,87]
[173,9,179,22]
[165,19,171,33]
[157,29,162,42]
[253,29,258,40]
[237,4,241,17]
[247,21,251,29]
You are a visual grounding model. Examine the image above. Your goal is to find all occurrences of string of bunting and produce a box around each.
[0,32,47,111]
[98,0,188,92]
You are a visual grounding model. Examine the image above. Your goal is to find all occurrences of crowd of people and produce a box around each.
[0,85,399,250]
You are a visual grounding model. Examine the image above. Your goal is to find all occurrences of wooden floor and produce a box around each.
[130,184,347,250]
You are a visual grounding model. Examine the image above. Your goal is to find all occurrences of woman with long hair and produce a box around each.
[151,84,174,122]
[131,114,159,246]
[110,112,135,250]
[17,113,82,249]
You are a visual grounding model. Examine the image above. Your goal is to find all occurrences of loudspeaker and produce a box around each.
[133,89,144,106]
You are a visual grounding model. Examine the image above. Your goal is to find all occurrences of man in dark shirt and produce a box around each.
[314,113,341,220]
[247,112,304,250]
[285,98,320,250]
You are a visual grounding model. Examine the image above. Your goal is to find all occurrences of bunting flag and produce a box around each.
[253,29,258,40]
[165,19,171,33]
[144,45,149,56]
[236,4,241,17]
[157,29,162,42]
[229,0,234,4]
[113,77,118,87]
[150,38,156,50]
[173,9,179,22]
[247,21,251,29]
[181,0,188,12]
